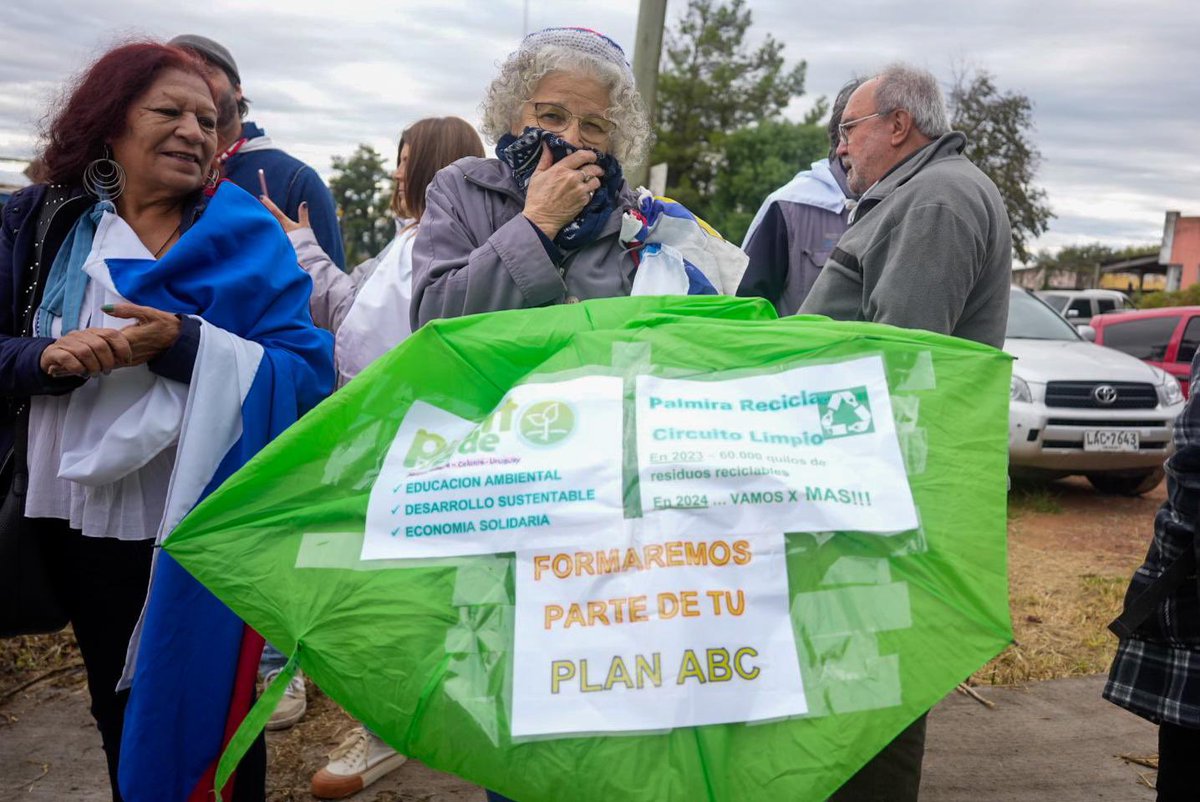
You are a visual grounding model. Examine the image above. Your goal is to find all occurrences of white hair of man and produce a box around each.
[872,63,950,140]
[480,43,652,169]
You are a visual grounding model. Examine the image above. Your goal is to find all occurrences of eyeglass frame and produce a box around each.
[524,100,617,145]
[837,111,885,144]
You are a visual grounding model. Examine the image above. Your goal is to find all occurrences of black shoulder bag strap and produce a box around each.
[10,189,73,498]
[1109,509,1200,640]
[0,189,82,637]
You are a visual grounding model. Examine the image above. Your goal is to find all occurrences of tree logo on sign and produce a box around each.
[518,400,576,447]
[817,387,874,439]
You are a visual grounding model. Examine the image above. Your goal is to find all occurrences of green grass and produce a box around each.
[1008,484,1064,516]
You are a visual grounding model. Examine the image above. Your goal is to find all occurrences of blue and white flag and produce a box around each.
[61,182,336,802]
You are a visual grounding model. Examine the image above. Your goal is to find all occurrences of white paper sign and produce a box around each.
[511,530,806,737]
[362,375,625,559]
[635,356,917,537]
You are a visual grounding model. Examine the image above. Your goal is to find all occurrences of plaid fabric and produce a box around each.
[1105,639,1200,727]
[1105,360,1200,727]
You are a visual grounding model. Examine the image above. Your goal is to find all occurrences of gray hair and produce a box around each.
[827,76,866,155]
[479,45,652,168]
[872,63,950,139]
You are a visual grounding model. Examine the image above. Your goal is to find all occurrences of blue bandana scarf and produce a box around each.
[495,127,624,249]
[35,200,113,337]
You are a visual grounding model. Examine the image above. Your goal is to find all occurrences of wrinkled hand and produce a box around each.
[40,327,133,378]
[104,303,182,365]
[522,145,603,239]
[260,195,310,234]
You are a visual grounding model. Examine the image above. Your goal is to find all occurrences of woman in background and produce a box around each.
[263,116,483,387]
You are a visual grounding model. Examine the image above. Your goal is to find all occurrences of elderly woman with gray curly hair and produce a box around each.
[410,27,654,328]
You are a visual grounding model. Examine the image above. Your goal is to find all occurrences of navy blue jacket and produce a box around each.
[225,122,345,269]
[0,185,84,400]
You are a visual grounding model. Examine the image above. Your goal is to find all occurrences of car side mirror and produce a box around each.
[1065,308,1080,318]
[1076,324,1096,342]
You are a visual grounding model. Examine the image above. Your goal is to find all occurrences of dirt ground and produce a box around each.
[979,476,1164,686]
[0,476,1167,800]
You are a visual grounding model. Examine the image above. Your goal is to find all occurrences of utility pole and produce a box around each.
[629,0,668,189]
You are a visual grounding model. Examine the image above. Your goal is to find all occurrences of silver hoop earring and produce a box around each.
[83,145,125,201]
[204,167,220,190]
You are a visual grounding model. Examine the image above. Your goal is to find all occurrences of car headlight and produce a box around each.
[1158,377,1184,406]
[1011,375,1032,403]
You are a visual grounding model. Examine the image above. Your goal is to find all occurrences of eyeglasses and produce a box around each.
[837,111,883,144]
[528,101,616,144]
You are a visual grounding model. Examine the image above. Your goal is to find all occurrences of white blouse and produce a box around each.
[25,213,185,541]
[335,223,417,383]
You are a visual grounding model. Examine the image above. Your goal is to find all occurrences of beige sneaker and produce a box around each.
[264,668,306,731]
[311,727,407,799]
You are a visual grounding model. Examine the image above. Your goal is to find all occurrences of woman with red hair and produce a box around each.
[0,41,332,802]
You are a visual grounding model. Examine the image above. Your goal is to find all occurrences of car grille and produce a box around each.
[1042,440,1169,451]
[1045,417,1170,428]
[1044,381,1158,409]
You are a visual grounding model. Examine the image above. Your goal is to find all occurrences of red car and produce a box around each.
[1090,306,1200,397]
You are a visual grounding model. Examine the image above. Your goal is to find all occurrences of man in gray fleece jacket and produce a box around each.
[800,64,1011,350]
[802,64,1011,801]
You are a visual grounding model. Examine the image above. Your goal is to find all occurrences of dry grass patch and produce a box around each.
[975,479,1152,686]
[977,563,1128,685]
[0,630,84,703]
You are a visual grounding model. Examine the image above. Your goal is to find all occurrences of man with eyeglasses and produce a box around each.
[798,64,1011,802]
[737,78,863,315]
[799,63,1011,351]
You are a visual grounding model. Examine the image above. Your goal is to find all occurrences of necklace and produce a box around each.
[153,224,181,258]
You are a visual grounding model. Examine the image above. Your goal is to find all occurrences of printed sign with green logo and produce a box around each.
[162,296,1013,802]
[634,356,911,538]
[362,376,624,560]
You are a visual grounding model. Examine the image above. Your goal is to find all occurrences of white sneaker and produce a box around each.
[263,668,307,731]
[311,727,407,799]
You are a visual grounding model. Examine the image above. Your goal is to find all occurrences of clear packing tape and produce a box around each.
[165,296,1014,801]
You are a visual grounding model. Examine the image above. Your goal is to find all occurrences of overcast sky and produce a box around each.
[1,0,1195,257]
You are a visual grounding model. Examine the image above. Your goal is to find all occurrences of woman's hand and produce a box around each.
[103,303,183,365]
[522,145,604,239]
[261,195,310,234]
[40,328,133,378]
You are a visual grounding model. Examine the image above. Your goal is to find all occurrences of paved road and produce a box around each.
[923,676,1155,801]
[0,675,1156,801]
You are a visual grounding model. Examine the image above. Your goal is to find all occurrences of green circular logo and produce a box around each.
[518,400,576,447]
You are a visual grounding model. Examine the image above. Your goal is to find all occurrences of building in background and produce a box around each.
[1097,253,1167,293]
[1014,210,1199,294]
[1160,211,1200,291]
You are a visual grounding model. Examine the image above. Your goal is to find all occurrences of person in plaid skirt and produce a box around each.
[1105,360,1200,802]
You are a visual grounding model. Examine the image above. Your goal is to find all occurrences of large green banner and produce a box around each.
[165,296,1013,801]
